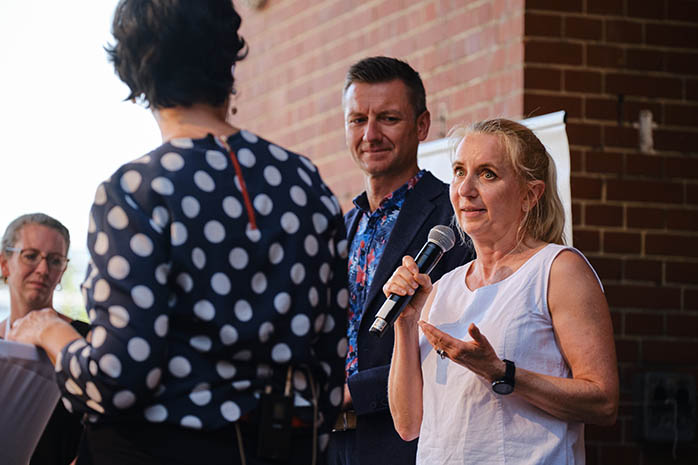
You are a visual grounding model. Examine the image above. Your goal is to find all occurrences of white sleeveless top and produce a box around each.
[417,244,602,465]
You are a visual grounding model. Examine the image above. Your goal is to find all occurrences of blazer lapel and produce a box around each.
[359,174,441,327]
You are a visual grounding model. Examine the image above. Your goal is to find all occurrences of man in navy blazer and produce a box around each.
[327,57,474,465]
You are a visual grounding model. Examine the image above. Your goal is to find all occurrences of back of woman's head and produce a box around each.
[1,213,71,255]
[451,118,565,245]
[107,0,247,109]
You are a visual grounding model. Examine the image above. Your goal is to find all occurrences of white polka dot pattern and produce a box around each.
[151,177,175,195]
[222,196,242,218]
[190,383,212,406]
[161,152,185,171]
[221,401,241,422]
[194,171,215,192]
[145,404,168,422]
[127,337,150,361]
[272,343,292,363]
[171,222,188,246]
[120,171,142,193]
[154,315,168,337]
[130,233,154,256]
[268,144,288,161]
[253,193,273,215]
[237,148,256,167]
[204,221,225,243]
[108,306,129,328]
[234,300,252,322]
[216,361,236,379]
[146,368,162,389]
[258,322,274,343]
[274,292,291,314]
[192,247,206,269]
[107,207,129,230]
[114,390,136,409]
[176,273,193,292]
[263,165,282,186]
[205,150,227,170]
[194,300,215,321]
[181,196,200,218]
[169,356,191,378]
[107,256,130,280]
[181,415,202,429]
[290,186,307,206]
[151,206,169,232]
[190,335,212,352]
[58,131,349,434]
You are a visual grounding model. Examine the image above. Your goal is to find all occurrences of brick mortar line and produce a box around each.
[523,35,698,53]
[613,308,698,314]
[576,199,698,209]
[570,147,698,157]
[572,201,698,210]
[525,89,698,107]
[524,9,698,27]
[612,334,698,341]
[567,118,698,132]
[523,64,698,80]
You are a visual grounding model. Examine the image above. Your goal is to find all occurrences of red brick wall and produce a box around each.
[232,0,698,463]
[523,1,698,463]
[232,0,525,209]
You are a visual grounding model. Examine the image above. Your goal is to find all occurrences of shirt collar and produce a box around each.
[352,169,426,214]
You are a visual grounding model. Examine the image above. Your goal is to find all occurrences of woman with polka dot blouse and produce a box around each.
[7,1,349,464]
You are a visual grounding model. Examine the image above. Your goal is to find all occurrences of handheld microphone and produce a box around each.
[369,225,456,337]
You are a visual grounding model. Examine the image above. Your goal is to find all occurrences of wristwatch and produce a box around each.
[491,359,515,395]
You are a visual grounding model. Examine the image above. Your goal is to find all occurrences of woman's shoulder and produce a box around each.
[548,245,604,292]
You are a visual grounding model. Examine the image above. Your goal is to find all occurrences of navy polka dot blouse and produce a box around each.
[55,131,349,436]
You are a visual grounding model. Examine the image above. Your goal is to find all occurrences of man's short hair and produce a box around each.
[343,56,427,118]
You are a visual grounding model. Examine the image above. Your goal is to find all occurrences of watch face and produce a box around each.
[492,381,514,395]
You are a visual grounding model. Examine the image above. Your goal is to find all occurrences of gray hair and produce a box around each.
[2,213,71,256]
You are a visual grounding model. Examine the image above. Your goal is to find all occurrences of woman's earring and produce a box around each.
[229,89,238,116]
[56,283,63,292]
[230,64,238,116]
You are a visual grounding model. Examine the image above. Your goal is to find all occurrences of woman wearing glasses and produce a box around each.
[0,212,87,465]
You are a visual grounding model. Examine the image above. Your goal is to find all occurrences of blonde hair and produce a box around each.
[448,118,565,245]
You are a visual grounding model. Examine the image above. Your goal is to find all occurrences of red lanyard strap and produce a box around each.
[217,135,258,231]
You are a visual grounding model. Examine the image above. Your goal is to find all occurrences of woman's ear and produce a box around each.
[522,180,545,212]
[0,255,9,282]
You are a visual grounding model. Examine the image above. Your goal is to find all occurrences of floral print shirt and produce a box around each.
[345,170,425,377]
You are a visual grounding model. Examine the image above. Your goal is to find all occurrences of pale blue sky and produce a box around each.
[0,1,160,312]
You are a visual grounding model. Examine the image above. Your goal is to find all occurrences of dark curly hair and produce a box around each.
[106,0,248,109]
[343,56,427,119]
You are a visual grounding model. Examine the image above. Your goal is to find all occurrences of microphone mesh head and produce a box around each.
[428,225,456,252]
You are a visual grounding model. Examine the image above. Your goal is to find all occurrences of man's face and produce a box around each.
[343,79,430,180]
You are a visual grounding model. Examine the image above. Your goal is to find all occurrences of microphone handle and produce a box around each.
[369,242,445,337]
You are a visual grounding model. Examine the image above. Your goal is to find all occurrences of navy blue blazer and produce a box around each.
[344,171,474,465]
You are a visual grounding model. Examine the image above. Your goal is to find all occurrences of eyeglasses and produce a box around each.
[4,247,69,272]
